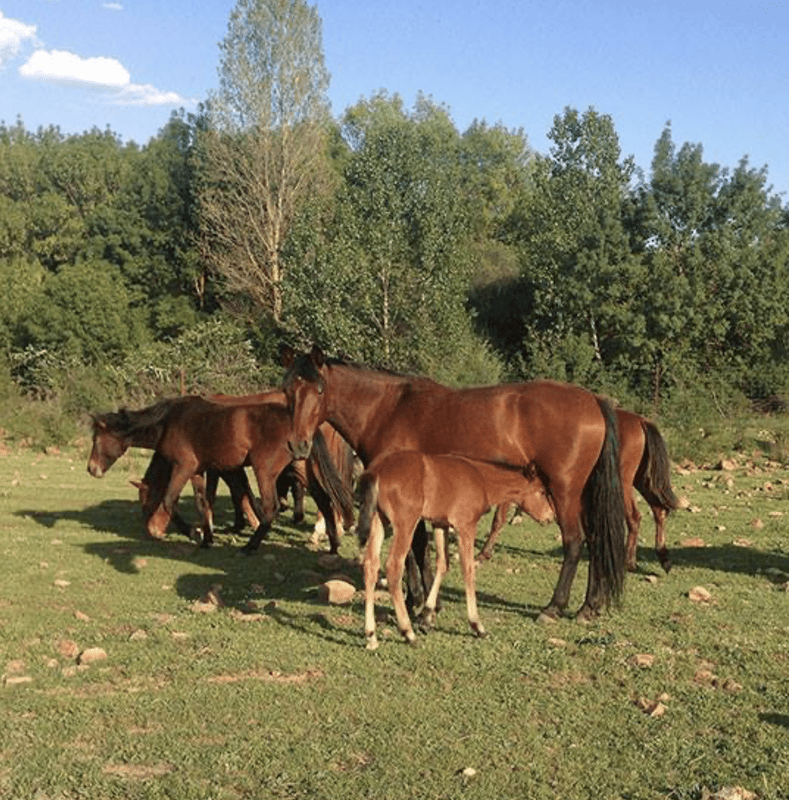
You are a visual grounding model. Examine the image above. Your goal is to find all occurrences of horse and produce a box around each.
[356,452,554,649]
[132,423,354,549]
[88,393,355,552]
[478,409,677,572]
[281,345,627,622]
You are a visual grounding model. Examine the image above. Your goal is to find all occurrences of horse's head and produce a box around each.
[281,344,327,460]
[87,415,129,477]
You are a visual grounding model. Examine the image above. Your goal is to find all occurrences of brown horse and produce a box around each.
[357,453,554,648]
[88,394,355,552]
[282,345,627,621]
[478,409,677,572]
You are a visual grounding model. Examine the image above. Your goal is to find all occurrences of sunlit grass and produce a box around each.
[2,446,789,799]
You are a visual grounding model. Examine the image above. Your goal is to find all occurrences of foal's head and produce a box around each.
[87,416,129,477]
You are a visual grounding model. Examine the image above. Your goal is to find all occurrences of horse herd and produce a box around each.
[87,345,677,649]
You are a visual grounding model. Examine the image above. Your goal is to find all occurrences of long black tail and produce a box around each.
[582,397,627,607]
[636,421,678,513]
[356,472,379,548]
[308,428,356,526]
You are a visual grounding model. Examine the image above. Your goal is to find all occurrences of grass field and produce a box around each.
[2,443,789,799]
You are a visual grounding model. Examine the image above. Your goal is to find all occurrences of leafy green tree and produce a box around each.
[199,0,333,324]
[284,92,502,384]
[509,107,643,388]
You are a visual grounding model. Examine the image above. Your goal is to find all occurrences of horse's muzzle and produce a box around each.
[87,462,104,478]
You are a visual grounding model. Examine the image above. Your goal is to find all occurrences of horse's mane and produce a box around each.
[92,397,178,438]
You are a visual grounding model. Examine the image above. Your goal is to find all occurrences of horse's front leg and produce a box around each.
[241,477,279,554]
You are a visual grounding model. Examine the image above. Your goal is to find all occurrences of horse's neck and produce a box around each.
[325,365,407,461]
[129,425,163,450]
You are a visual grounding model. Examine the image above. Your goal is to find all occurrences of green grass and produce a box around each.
[2,446,789,799]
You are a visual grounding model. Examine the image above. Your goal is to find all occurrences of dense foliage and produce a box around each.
[1,3,787,445]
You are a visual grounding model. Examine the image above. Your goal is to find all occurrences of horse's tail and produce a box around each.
[636,420,678,513]
[583,397,627,607]
[356,471,379,548]
[309,427,356,526]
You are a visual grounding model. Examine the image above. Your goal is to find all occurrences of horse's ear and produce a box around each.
[280,343,295,368]
[130,480,145,489]
[310,344,325,368]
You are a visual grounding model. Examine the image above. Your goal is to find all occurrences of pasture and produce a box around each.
[2,444,789,799]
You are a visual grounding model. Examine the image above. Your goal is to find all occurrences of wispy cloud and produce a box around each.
[0,11,37,67]
[19,48,191,107]
[102,3,124,11]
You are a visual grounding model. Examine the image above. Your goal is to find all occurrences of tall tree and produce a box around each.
[510,107,642,386]
[199,0,332,323]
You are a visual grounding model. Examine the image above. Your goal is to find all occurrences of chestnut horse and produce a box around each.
[357,453,554,648]
[282,346,627,621]
[478,409,677,572]
[88,394,355,552]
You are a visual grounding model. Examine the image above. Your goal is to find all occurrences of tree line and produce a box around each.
[1,0,788,443]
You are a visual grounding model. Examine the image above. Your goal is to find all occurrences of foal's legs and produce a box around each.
[421,525,450,630]
[363,512,386,650]
[385,520,421,646]
[456,523,486,638]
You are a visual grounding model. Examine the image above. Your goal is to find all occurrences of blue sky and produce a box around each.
[1,0,787,198]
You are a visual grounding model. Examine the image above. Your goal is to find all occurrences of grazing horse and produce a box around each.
[357,452,554,648]
[282,345,627,621]
[88,394,355,552]
[478,409,677,572]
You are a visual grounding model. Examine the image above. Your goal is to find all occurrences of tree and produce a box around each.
[509,107,643,387]
[199,0,333,323]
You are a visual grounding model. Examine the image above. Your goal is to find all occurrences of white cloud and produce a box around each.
[20,49,131,86]
[113,83,191,107]
[0,11,37,67]
[102,3,124,11]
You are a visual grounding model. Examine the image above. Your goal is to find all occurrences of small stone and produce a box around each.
[57,639,80,659]
[129,629,148,641]
[688,586,712,603]
[318,579,356,605]
[77,647,107,665]
[632,654,655,668]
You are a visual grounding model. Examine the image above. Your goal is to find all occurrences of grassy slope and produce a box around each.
[2,446,789,800]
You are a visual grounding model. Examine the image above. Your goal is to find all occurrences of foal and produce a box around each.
[356,452,554,649]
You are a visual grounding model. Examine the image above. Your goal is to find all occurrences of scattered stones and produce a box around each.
[53,579,70,588]
[688,586,713,603]
[635,696,667,717]
[77,647,107,665]
[318,579,356,605]
[57,639,80,659]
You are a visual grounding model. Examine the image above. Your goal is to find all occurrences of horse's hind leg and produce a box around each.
[457,524,486,638]
[624,490,642,572]
[363,512,386,650]
[653,506,671,573]
[421,525,450,630]
[478,503,511,562]
[540,492,584,621]
[386,521,420,646]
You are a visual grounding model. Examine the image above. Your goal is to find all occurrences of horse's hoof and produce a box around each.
[537,610,559,625]
[661,559,673,574]
[365,635,379,651]
[471,625,488,639]
[575,605,600,623]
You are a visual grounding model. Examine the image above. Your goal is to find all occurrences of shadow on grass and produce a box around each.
[759,712,789,728]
